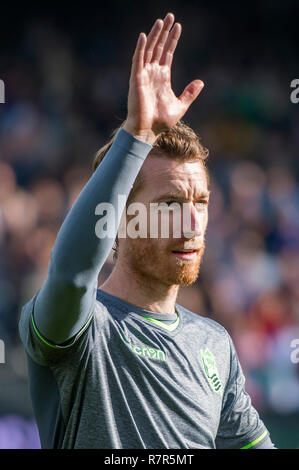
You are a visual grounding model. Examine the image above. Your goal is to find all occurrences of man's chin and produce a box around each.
[170,269,200,286]
[126,242,205,287]
[163,259,202,286]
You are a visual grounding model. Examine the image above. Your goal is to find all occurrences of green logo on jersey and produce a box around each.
[120,332,166,361]
[200,348,223,396]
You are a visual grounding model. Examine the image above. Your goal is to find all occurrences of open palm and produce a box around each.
[124,13,204,144]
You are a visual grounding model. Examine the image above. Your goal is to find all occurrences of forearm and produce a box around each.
[34,128,152,343]
[47,128,151,280]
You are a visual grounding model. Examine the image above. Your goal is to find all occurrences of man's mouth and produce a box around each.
[171,249,199,260]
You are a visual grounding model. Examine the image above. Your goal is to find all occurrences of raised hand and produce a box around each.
[123,13,204,145]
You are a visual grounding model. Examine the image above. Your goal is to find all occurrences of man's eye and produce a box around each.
[158,201,182,213]
[164,201,183,209]
[195,199,209,209]
[165,201,177,206]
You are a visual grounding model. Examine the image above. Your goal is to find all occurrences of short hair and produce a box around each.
[92,120,209,261]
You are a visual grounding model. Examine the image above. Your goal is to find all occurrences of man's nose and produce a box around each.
[182,202,202,239]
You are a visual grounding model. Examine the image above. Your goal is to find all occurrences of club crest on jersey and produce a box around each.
[200,348,223,396]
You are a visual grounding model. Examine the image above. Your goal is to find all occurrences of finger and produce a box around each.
[151,12,175,63]
[159,23,182,68]
[144,18,164,64]
[131,32,147,76]
[178,80,204,110]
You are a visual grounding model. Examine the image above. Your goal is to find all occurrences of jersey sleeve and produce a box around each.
[18,291,94,366]
[215,333,275,449]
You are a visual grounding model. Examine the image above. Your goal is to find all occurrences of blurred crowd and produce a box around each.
[0,0,299,448]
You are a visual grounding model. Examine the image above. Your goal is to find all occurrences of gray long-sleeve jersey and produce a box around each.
[18,129,276,449]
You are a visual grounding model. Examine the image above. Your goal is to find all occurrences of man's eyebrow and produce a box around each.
[152,190,210,202]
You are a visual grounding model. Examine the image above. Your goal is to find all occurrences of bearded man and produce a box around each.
[19,13,275,449]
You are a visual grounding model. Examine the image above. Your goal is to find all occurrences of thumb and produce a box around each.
[178,79,204,109]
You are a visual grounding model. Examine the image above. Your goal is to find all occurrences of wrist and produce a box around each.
[122,121,157,146]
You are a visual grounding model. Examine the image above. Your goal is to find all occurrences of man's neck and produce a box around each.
[99,262,179,315]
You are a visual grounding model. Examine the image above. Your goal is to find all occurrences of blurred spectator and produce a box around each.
[0,415,40,449]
